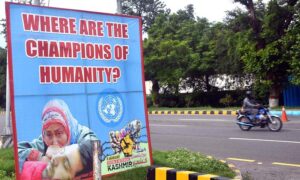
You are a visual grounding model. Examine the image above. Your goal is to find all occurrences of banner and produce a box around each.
[6,2,152,179]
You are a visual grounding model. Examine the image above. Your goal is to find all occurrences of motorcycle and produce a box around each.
[236,106,283,131]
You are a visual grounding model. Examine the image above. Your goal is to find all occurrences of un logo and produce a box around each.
[98,93,123,125]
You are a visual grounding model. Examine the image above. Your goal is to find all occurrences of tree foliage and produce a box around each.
[0,48,6,108]
[144,6,215,94]
[232,0,300,101]
[144,4,252,95]
[121,0,169,32]
[10,0,49,5]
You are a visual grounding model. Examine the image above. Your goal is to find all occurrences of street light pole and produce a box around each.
[4,56,11,135]
[32,0,41,5]
[1,54,13,148]
[116,0,122,14]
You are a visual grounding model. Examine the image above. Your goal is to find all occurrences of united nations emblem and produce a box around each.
[98,93,123,124]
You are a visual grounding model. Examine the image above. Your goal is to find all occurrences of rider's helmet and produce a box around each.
[246,90,252,99]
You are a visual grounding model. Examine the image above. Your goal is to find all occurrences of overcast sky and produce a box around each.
[0,0,251,48]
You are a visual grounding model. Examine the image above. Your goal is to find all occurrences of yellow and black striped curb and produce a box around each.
[217,160,242,180]
[0,110,237,116]
[207,156,242,180]
[147,166,236,180]
[148,110,237,116]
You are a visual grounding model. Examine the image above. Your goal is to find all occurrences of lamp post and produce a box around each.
[32,0,41,5]
[4,56,11,135]
[116,0,122,14]
[1,55,12,148]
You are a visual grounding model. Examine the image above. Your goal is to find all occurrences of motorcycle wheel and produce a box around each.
[267,116,283,132]
[238,116,252,131]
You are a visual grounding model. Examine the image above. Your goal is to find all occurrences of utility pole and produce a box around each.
[116,0,122,14]
[1,56,13,148]
[32,0,41,5]
[0,0,13,150]
[4,56,11,136]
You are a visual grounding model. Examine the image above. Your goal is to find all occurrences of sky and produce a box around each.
[0,0,248,48]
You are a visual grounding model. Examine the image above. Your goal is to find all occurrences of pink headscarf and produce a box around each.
[41,106,71,146]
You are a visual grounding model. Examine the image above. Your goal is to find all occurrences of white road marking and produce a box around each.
[229,138,300,144]
[150,124,187,127]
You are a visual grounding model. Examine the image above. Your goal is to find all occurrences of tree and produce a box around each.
[0,48,6,108]
[144,15,193,99]
[0,17,7,109]
[144,6,202,105]
[286,34,300,85]
[183,19,217,92]
[233,0,300,106]
[121,0,169,32]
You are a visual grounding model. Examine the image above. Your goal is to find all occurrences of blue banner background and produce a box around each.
[8,3,149,166]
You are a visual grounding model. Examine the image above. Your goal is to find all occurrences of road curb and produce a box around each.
[270,110,300,116]
[148,110,300,116]
[147,157,242,180]
[148,110,237,116]
[206,155,242,180]
[147,165,237,180]
[217,158,242,180]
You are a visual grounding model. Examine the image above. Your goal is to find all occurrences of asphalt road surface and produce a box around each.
[149,114,300,180]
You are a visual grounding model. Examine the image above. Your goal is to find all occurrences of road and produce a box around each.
[149,114,300,180]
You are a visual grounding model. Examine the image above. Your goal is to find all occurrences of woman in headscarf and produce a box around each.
[18,99,98,179]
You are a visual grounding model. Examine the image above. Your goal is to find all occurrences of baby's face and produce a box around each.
[43,154,72,180]
[42,144,83,179]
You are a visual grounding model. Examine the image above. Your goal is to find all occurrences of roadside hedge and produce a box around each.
[147,90,248,108]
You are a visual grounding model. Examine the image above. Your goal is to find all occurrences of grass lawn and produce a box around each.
[0,148,15,179]
[0,148,235,179]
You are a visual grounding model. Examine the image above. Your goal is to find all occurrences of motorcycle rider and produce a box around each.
[242,91,261,118]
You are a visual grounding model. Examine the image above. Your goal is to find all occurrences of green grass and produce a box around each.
[0,148,15,179]
[0,148,235,180]
[103,166,149,180]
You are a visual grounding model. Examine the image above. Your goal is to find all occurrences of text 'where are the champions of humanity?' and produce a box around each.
[21,13,132,84]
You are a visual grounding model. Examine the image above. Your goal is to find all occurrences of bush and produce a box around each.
[155,90,246,108]
[146,95,153,108]
[219,94,237,107]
